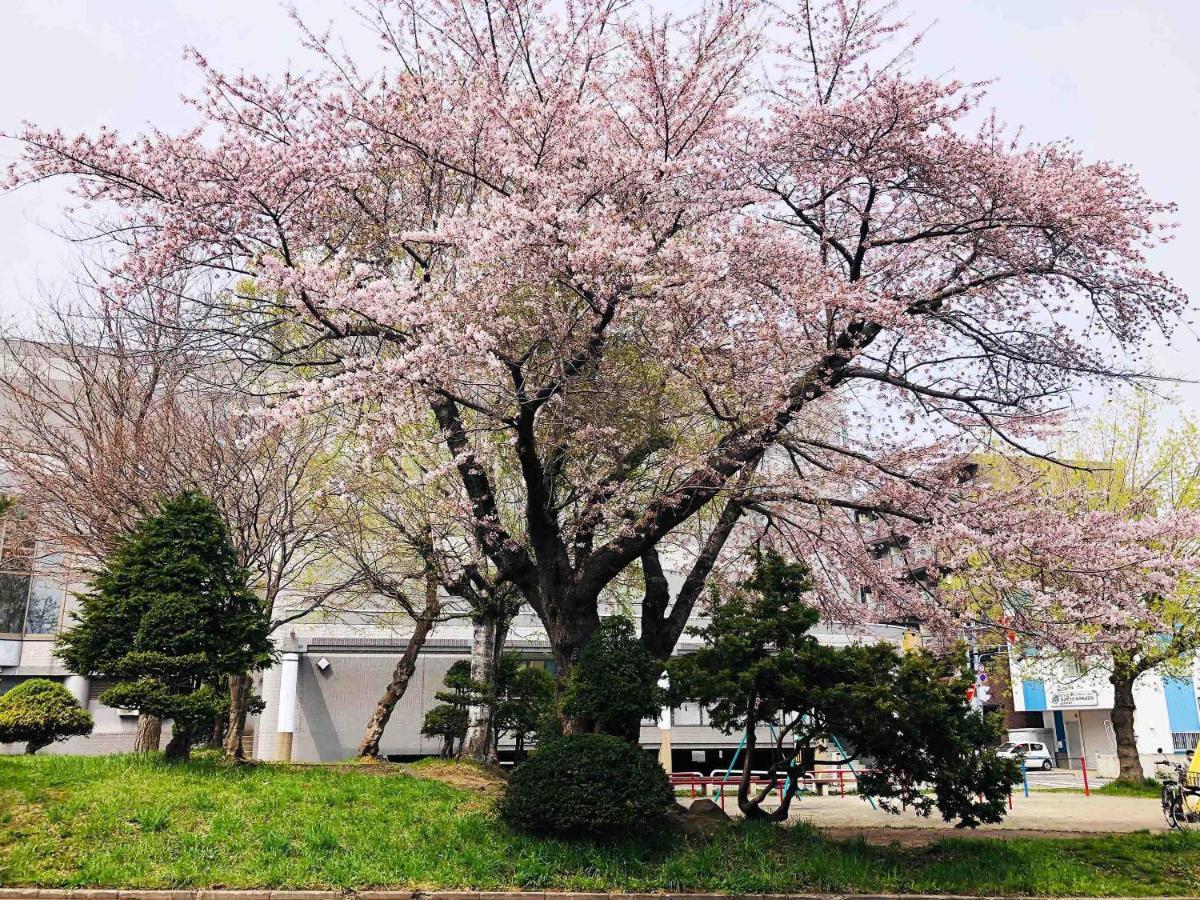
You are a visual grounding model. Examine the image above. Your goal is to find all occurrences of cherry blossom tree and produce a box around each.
[940,396,1200,782]
[5,0,1191,731]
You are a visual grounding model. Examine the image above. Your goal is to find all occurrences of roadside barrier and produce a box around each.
[1018,756,1091,797]
[669,768,871,810]
[671,755,1095,816]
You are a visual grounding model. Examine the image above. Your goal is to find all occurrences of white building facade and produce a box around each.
[1008,651,1200,776]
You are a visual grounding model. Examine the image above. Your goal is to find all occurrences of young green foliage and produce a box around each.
[670,552,1019,824]
[561,617,665,737]
[55,491,271,761]
[0,678,93,754]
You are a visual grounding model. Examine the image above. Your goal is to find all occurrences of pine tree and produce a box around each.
[420,660,477,757]
[670,552,1019,824]
[56,491,271,761]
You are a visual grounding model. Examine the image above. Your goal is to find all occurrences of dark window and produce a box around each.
[24,576,63,635]
[0,507,67,637]
[0,572,29,633]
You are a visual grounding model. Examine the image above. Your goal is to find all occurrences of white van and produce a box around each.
[997,740,1055,770]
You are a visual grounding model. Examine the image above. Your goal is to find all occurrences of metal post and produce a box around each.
[714,731,748,803]
[1022,761,1029,798]
[830,734,876,810]
[1081,756,1089,796]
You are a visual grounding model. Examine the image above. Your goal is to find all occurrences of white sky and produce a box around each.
[2,0,1198,414]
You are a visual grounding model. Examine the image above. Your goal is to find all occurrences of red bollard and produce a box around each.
[1081,757,1089,797]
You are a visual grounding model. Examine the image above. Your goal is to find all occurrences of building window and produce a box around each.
[1174,732,1200,753]
[0,508,67,637]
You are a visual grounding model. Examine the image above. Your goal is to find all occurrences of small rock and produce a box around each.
[687,798,729,820]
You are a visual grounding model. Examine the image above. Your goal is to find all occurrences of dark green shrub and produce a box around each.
[561,617,664,736]
[0,678,93,754]
[498,733,674,837]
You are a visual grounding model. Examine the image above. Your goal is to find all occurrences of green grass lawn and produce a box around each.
[2,753,1198,896]
[1094,778,1165,799]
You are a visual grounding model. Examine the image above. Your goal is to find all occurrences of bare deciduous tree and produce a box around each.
[0,287,333,757]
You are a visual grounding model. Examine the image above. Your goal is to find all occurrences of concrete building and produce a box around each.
[1,545,917,764]
[1008,650,1200,776]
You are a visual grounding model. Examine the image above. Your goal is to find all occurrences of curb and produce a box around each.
[0,892,1193,900]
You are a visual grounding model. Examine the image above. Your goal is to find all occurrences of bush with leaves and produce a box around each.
[499,733,674,837]
[561,617,664,738]
[55,491,271,762]
[670,551,1019,824]
[420,660,479,757]
[421,703,469,757]
[494,658,556,761]
[0,678,93,754]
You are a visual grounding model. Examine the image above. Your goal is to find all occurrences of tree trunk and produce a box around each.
[134,714,162,753]
[358,575,440,758]
[547,606,601,734]
[1110,667,1144,781]
[461,613,499,762]
[736,718,769,819]
[223,672,251,760]
[163,726,191,763]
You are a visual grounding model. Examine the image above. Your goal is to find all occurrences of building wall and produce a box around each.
[1009,650,1199,774]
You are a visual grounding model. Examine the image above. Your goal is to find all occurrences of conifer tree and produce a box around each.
[421,660,476,757]
[56,491,271,761]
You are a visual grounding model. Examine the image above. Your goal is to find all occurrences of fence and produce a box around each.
[669,767,870,811]
[670,755,1096,815]
[1018,755,1091,796]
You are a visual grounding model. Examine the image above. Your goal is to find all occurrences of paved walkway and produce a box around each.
[686,790,1165,842]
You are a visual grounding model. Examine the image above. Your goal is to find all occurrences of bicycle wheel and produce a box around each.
[1163,784,1182,830]
[1179,789,1200,831]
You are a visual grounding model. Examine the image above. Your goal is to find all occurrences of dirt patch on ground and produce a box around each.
[819,825,1139,847]
[401,759,507,796]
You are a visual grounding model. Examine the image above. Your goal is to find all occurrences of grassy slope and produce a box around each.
[2,754,1198,896]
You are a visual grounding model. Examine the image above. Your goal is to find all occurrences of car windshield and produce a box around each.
[998,743,1017,751]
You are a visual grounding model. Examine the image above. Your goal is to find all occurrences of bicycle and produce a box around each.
[1156,754,1200,831]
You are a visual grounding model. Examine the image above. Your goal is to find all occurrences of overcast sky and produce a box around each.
[2,0,1198,414]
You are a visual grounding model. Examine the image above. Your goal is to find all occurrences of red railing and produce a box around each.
[669,767,870,810]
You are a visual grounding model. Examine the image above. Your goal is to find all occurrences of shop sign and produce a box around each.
[1048,688,1100,707]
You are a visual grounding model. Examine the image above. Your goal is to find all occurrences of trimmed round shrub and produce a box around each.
[499,733,674,838]
[0,678,94,754]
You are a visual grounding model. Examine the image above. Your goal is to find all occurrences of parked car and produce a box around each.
[997,740,1055,770]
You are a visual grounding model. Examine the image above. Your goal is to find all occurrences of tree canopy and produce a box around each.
[11,0,1196,706]
[671,553,1019,824]
[56,491,272,761]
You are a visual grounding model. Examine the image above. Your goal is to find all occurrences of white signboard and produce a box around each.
[1048,688,1100,708]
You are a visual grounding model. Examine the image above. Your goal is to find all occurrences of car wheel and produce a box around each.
[1041,760,1052,771]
